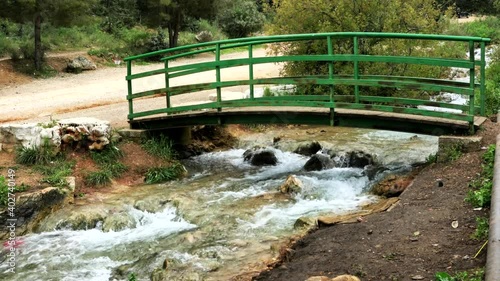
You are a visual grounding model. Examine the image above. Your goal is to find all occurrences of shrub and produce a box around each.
[466,145,495,208]
[218,0,265,38]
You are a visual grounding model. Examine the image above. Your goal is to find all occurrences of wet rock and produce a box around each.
[66,56,97,73]
[134,198,169,213]
[279,175,303,194]
[363,165,387,180]
[371,174,414,197]
[303,154,335,171]
[294,216,317,230]
[294,141,322,156]
[0,186,74,239]
[347,150,374,168]
[243,147,278,166]
[54,210,105,231]
[102,212,136,232]
[331,275,361,281]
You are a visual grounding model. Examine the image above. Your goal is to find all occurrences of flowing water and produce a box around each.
[0,128,438,281]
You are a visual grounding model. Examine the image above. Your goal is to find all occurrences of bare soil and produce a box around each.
[253,120,500,281]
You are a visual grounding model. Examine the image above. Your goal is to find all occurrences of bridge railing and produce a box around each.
[124,32,490,125]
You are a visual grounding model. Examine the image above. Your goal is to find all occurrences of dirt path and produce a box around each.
[0,48,281,128]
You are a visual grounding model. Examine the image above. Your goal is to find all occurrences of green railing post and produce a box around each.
[353,36,360,103]
[249,44,254,99]
[327,36,335,126]
[127,60,134,121]
[164,59,171,109]
[480,41,486,116]
[469,41,476,120]
[216,43,222,112]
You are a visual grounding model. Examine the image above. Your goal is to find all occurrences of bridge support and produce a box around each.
[163,127,192,146]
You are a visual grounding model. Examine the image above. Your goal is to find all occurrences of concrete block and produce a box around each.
[118,129,147,140]
[437,135,482,162]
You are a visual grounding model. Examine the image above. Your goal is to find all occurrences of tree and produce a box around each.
[218,0,265,38]
[138,0,215,48]
[266,0,457,97]
[96,0,139,33]
[0,0,97,70]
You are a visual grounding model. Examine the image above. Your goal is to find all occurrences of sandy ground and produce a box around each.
[0,48,281,128]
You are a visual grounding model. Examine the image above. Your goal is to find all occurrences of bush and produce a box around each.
[466,145,495,208]
[218,0,265,38]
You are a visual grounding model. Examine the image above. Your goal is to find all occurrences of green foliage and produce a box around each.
[142,135,176,160]
[218,0,265,38]
[0,175,8,206]
[35,160,75,188]
[266,0,456,98]
[472,216,489,241]
[435,268,485,281]
[95,0,139,33]
[466,145,495,208]
[426,153,438,164]
[128,272,137,281]
[90,145,124,165]
[86,144,127,187]
[15,141,59,166]
[144,162,185,184]
[476,47,500,116]
[441,143,464,163]
[84,170,112,186]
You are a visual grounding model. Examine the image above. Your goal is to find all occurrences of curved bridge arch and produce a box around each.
[124,32,489,135]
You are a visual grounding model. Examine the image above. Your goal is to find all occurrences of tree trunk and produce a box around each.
[167,10,181,48]
[34,0,43,71]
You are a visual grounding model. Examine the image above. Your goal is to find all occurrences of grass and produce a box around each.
[34,160,75,188]
[84,170,112,186]
[144,163,185,184]
[440,143,463,163]
[85,144,127,187]
[15,140,59,166]
[435,268,485,281]
[141,135,176,160]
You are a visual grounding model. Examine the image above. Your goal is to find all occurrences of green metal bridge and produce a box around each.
[125,32,490,135]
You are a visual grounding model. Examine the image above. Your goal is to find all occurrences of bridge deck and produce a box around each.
[129,107,487,135]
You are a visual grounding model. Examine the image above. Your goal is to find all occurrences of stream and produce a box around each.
[0,127,438,281]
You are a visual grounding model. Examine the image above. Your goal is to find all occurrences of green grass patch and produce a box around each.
[34,160,75,188]
[144,162,185,184]
[15,141,60,166]
[142,135,176,160]
[84,170,112,187]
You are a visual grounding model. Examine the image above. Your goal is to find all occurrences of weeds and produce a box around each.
[35,160,75,188]
[142,135,176,160]
[472,217,489,241]
[84,171,112,186]
[15,140,59,165]
[144,162,185,184]
[426,153,437,164]
[440,143,463,163]
[466,145,495,208]
[435,268,484,281]
[0,175,30,207]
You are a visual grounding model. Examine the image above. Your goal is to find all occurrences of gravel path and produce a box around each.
[0,48,281,128]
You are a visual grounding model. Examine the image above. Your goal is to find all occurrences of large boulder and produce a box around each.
[294,141,322,156]
[279,175,303,194]
[243,147,278,166]
[303,154,335,171]
[102,212,136,232]
[67,56,97,73]
[347,150,374,168]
